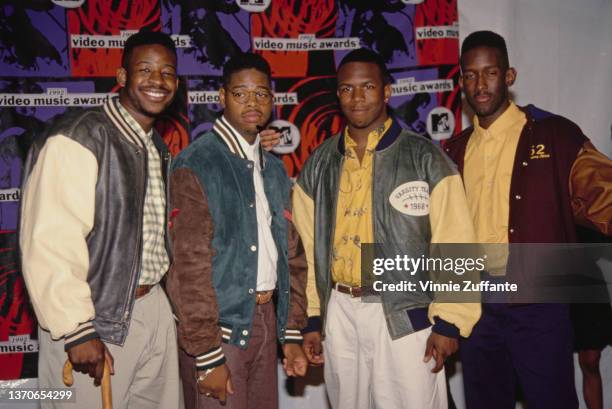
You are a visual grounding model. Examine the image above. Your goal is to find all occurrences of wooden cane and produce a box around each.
[63,359,113,409]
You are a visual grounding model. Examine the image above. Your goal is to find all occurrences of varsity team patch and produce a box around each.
[389,181,430,216]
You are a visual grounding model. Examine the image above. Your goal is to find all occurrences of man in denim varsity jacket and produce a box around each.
[446,30,612,409]
[167,53,308,409]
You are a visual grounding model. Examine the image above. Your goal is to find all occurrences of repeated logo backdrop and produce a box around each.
[0,0,460,379]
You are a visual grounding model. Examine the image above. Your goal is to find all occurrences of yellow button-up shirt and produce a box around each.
[463,102,526,273]
[464,102,526,244]
[331,119,392,286]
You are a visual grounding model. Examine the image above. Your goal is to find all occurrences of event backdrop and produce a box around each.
[0,0,460,380]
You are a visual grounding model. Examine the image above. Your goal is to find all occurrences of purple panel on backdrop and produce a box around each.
[187,78,223,139]
[0,79,97,230]
[387,68,439,135]
[161,2,252,76]
[335,2,416,69]
[0,5,69,77]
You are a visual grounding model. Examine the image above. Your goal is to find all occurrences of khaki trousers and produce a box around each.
[38,285,184,409]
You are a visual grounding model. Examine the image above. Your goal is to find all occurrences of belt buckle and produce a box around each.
[349,286,356,297]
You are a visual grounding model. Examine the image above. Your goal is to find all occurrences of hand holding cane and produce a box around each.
[63,359,113,409]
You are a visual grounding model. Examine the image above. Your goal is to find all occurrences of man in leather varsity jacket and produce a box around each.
[20,31,183,408]
[293,49,481,409]
[167,53,308,409]
[446,30,612,409]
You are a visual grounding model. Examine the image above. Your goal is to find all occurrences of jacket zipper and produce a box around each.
[164,151,173,261]
[123,147,147,321]
[326,154,344,308]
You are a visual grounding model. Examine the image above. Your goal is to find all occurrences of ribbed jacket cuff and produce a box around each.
[301,316,321,334]
[432,317,460,339]
[195,346,226,371]
[64,321,98,351]
[284,328,303,344]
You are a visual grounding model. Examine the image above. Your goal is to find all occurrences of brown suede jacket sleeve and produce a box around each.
[570,141,612,236]
[166,168,226,371]
[284,204,308,342]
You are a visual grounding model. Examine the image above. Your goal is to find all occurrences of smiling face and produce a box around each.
[219,68,273,141]
[336,61,391,138]
[117,44,178,132]
[459,46,516,129]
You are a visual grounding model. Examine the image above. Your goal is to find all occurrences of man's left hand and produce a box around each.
[282,343,308,377]
[260,128,281,151]
[423,332,458,373]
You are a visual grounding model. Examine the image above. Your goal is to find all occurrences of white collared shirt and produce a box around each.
[223,117,278,291]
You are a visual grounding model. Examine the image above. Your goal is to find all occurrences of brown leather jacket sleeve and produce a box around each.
[166,168,225,369]
[570,142,612,235]
[285,209,308,333]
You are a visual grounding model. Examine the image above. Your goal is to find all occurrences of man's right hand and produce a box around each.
[302,331,324,366]
[197,364,234,403]
[67,338,114,386]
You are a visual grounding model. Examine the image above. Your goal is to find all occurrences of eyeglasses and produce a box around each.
[229,89,273,104]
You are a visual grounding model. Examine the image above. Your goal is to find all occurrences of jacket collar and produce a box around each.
[448,103,551,148]
[103,97,147,148]
[213,116,266,169]
[337,117,402,155]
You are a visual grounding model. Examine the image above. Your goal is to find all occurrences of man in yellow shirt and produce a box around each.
[445,30,612,409]
[293,49,480,409]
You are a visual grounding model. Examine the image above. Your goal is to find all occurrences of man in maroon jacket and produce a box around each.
[445,30,611,409]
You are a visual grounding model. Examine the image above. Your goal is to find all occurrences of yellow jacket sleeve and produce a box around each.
[427,173,481,337]
[292,183,320,317]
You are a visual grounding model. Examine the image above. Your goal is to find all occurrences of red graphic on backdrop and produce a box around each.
[67,0,161,77]
[157,112,190,157]
[415,0,458,66]
[252,0,337,77]
[0,234,36,380]
[441,64,462,141]
[276,76,342,176]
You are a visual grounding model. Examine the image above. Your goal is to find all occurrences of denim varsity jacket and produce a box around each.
[167,126,308,371]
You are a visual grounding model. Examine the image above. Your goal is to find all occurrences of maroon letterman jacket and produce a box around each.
[444,104,594,244]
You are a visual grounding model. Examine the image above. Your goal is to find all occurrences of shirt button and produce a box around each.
[249,203,254,208]
[509,228,515,234]
[248,288,255,294]
[522,161,528,166]
[242,330,249,336]
[250,245,257,252]
[515,195,522,200]
[247,163,253,169]
[239,340,246,346]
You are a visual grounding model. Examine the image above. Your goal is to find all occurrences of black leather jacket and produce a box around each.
[22,101,170,346]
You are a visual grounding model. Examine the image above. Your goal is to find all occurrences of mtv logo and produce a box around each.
[270,126,292,145]
[431,113,450,133]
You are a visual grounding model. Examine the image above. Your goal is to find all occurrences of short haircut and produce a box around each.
[460,30,509,69]
[222,53,272,88]
[337,48,392,85]
[122,29,177,68]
